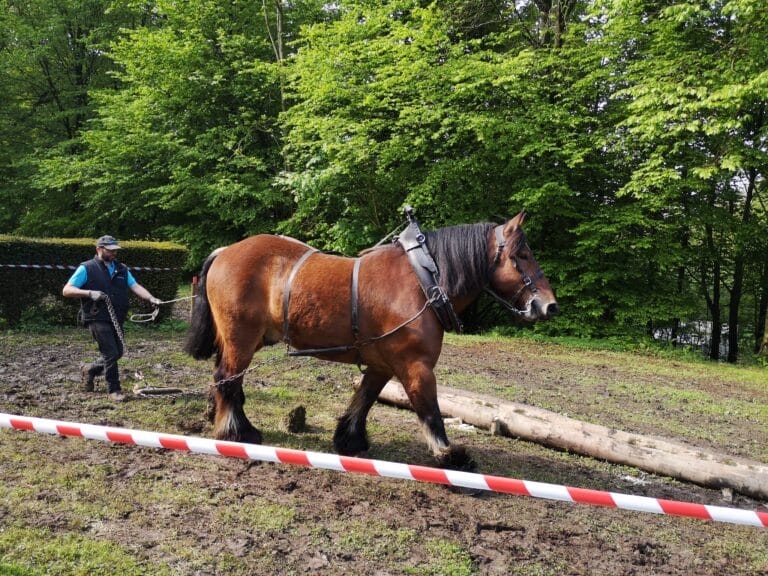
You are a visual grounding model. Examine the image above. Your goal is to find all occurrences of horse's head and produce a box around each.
[486,211,559,322]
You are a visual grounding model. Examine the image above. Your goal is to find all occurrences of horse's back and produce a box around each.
[205,235,310,331]
[210,235,308,278]
[205,235,361,340]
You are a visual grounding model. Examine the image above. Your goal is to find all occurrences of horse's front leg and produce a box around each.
[334,370,392,456]
[209,364,263,444]
[397,361,475,471]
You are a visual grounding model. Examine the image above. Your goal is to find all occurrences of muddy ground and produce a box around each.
[0,327,767,575]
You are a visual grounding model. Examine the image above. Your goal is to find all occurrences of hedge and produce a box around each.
[0,235,188,326]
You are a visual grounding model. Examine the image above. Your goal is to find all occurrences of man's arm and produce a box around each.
[62,283,99,299]
[130,283,161,305]
[62,265,101,299]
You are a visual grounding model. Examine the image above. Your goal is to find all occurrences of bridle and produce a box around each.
[484,224,544,316]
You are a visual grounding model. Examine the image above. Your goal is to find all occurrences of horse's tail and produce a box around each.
[184,248,223,360]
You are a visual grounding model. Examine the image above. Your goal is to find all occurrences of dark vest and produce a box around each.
[79,257,130,324]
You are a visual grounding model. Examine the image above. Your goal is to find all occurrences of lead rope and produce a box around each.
[129,295,196,323]
[101,294,197,397]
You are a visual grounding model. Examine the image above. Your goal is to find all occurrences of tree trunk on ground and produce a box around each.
[373,381,768,500]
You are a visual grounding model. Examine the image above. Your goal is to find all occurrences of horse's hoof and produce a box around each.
[236,426,264,444]
[437,447,482,496]
[333,418,370,456]
[240,428,263,445]
[217,427,263,445]
[333,437,370,457]
[435,445,477,473]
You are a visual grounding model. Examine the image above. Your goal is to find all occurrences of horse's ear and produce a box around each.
[504,211,528,234]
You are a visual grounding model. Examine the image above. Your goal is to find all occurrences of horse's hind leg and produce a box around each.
[209,334,263,444]
[334,370,391,456]
[396,361,475,472]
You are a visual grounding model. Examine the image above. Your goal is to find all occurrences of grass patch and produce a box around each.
[333,520,419,562]
[0,527,172,576]
[702,538,768,571]
[405,539,476,576]
[0,563,41,576]
[214,498,297,534]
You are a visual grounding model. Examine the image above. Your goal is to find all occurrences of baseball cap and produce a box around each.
[96,235,122,250]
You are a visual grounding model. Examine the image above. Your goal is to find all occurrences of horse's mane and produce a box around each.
[362,222,496,298]
[426,222,495,299]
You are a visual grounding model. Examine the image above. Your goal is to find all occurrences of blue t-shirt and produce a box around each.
[67,261,137,288]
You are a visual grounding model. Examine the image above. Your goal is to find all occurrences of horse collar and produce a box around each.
[396,215,463,333]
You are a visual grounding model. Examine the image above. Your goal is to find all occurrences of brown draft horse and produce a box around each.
[184,212,558,471]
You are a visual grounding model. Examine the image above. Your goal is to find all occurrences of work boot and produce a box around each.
[81,364,96,392]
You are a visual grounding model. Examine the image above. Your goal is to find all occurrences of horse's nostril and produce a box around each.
[546,302,560,317]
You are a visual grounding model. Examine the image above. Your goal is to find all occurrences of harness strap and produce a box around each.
[282,248,318,344]
[351,257,362,340]
[285,253,365,358]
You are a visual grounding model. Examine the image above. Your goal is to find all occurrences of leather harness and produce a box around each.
[282,248,365,357]
[282,247,318,343]
[281,207,539,357]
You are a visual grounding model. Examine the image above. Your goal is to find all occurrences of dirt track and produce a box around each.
[1,328,767,575]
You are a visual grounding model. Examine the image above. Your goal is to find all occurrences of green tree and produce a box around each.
[0,0,143,234]
[281,1,594,250]
[40,0,313,262]
[601,0,768,360]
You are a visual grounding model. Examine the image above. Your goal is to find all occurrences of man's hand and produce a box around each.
[89,290,106,302]
[149,297,161,307]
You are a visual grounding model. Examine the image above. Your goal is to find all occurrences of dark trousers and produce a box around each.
[87,321,124,393]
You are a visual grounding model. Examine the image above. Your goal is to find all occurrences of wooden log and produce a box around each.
[375,380,768,500]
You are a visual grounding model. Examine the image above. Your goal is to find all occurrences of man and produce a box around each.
[62,235,161,401]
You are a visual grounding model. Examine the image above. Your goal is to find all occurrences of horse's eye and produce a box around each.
[518,252,530,261]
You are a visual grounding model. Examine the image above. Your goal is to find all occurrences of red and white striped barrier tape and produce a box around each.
[0,264,178,271]
[1,412,766,528]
